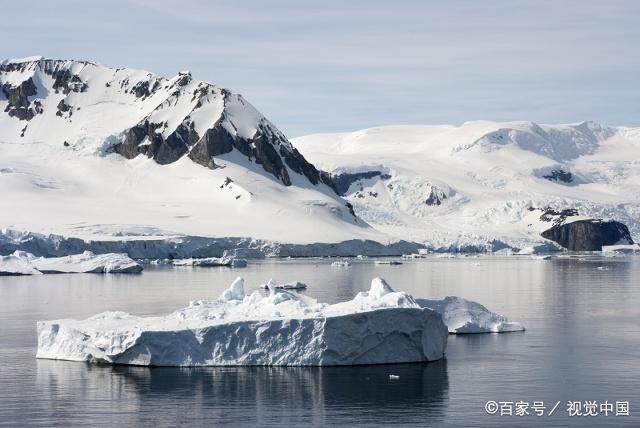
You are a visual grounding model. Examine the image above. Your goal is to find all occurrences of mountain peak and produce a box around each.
[0,56,331,189]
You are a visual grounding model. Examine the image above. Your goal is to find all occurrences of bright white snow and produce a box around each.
[293,121,640,250]
[36,277,448,366]
[0,58,384,246]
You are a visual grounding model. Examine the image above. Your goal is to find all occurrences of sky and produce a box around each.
[2,0,639,137]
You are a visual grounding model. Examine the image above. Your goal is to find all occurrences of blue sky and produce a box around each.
[2,0,639,136]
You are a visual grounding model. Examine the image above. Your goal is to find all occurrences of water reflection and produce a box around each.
[36,359,449,425]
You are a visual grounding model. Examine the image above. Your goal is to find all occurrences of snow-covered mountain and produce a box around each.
[0,56,383,245]
[294,121,640,250]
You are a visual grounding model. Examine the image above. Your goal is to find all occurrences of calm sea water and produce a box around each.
[1,256,639,427]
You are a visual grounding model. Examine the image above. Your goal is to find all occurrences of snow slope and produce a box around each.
[0,57,382,245]
[294,122,640,250]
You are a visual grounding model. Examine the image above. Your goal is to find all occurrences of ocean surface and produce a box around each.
[1,255,639,427]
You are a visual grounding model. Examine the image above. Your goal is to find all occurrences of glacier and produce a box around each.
[294,121,640,251]
[36,277,524,366]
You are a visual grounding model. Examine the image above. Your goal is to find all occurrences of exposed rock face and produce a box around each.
[2,78,38,120]
[50,68,88,94]
[0,57,336,190]
[541,219,634,251]
[187,121,235,169]
[425,187,447,206]
[115,120,199,165]
[537,207,579,226]
[543,168,573,183]
[330,171,389,195]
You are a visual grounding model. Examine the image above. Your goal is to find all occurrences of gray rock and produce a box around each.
[1,77,38,120]
[541,219,634,251]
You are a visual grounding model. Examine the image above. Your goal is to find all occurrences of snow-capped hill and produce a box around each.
[0,57,326,187]
[294,121,640,250]
[0,57,386,246]
[456,120,614,161]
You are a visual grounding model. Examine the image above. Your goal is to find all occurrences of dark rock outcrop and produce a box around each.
[541,219,634,251]
[543,169,573,183]
[425,187,447,206]
[130,79,160,99]
[329,171,387,195]
[50,68,88,94]
[115,120,199,165]
[188,123,235,168]
[1,77,38,120]
[538,207,579,225]
[56,100,71,118]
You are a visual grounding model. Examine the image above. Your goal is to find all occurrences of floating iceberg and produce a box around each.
[260,279,308,290]
[416,297,524,334]
[602,244,640,254]
[172,256,247,268]
[36,277,448,366]
[0,251,42,275]
[0,250,142,274]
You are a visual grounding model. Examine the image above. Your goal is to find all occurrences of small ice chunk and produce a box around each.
[417,296,524,334]
[264,278,278,293]
[218,277,245,302]
[369,277,393,298]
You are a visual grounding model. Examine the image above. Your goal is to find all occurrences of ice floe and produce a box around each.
[416,296,525,334]
[0,250,142,274]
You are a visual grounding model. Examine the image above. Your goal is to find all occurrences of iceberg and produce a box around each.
[172,256,247,268]
[0,251,42,275]
[0,250,142,274]
[602,244,640,254]
[36,277,448,366]
[416,296,524,334]
[260,279,308,290]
